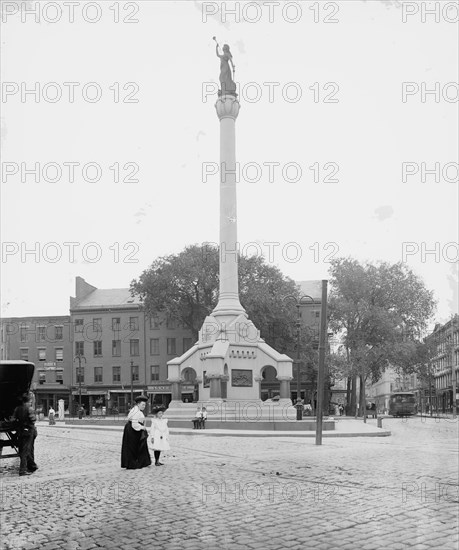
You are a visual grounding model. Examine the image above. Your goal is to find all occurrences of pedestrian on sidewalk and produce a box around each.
[150,407,170,466]
[13,393,38,476]
[121,395,152,470]
[48,407,56,425]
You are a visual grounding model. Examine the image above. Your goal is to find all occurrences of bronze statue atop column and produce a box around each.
[213,37,237,97]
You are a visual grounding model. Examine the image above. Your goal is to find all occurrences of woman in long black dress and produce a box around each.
[121,395,151,469]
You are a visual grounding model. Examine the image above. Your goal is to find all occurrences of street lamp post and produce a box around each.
[130,360,134,406]
[73,354,86,411]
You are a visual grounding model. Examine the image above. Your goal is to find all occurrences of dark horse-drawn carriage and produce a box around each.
[0,360,35,459]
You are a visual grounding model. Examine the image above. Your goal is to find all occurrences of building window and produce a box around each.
[166,317,176,330]
[113,366,121,382]
[75,341,84,356]
[112,340,121,357]
[75,319,84,333]
[112,318,121,331]
[38,326,46,342]
[20,325,28,342]
[131,365,139,382]
[150,338,160,355]
[93,318,102,331]
[167,338,176,355]
[315,311,320,318]
[55,326,63,340]
[20,348,29,361]
[183,338,192,353]
[130,339,140,356]
[150,365,160,381]
[129,317,139,331]
[94,367,103,383]
[39,372,46,385]
[56,371,63,384]
[38,348,46,362]
[76,369,84,383]
[149,316,160,330]
[55,348,63,362]
[94,341,102,357]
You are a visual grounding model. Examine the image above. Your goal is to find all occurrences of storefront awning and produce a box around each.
[107,389,144,394]
[71,390,110,396]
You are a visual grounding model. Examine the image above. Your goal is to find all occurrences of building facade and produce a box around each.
[0,315,72,414]
[70,277,195,414]
[427,315,459,414]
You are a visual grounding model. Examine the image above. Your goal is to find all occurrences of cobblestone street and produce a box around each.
[1,416,458,550]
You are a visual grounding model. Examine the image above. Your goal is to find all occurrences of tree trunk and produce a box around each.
[359,374,366,423]
[346,377,351,416]
[350,376,356,416]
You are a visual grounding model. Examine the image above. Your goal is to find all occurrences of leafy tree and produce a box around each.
[328,258,436,416]
[130,244,301,351]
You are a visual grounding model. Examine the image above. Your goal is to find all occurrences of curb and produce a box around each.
[37,423,391,438]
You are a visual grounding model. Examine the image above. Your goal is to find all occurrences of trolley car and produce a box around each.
[388,391,418,417]
[0,360,35,459]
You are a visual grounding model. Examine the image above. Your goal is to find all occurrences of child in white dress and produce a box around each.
[150,408,170,466]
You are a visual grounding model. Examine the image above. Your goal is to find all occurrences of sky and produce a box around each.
[1,0,458,326]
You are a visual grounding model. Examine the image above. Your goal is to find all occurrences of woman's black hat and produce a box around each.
[135,395,148,403]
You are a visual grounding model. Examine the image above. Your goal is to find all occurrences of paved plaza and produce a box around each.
[1,416,458,550]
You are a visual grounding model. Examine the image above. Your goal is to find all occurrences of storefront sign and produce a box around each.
[148,385,171,392]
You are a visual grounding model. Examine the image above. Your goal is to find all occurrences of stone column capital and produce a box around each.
[215,95,240,121]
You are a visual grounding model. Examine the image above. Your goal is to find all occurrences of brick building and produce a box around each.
[0,315,72,413]
[70,277,195,414]
[427,315,459,413]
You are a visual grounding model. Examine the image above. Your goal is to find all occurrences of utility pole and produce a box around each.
[315,280,328,446]
[73,354,86,410]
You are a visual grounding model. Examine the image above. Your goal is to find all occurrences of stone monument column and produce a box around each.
[278,376,292,400]
[212,95,245,318]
